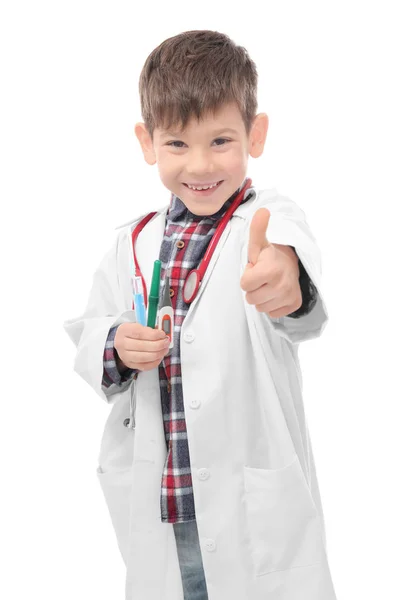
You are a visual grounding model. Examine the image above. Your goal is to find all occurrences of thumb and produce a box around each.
[247,208,271,265]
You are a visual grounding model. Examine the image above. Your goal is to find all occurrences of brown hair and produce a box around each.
[138,30,258,141]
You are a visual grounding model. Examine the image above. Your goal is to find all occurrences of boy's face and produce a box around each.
[135,101,268,216]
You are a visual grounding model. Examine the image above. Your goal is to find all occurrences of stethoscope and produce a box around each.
[131,177,253,306]
[123,176,253,429]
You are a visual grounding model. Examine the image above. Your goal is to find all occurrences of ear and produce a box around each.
[134,122,157,165]
[248,113,269,159]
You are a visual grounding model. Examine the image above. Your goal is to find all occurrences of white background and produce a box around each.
[1,1,399,598]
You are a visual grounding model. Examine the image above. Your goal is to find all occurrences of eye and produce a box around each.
[213,138,230,146]
[166,141,185,148]
[166,138,231,148]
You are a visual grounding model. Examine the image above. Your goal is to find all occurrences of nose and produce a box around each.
[185,146,214,176]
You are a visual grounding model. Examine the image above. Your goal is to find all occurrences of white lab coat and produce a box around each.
[63,187,337,600]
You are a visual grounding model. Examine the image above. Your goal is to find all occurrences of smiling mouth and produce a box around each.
[183,180,224,190]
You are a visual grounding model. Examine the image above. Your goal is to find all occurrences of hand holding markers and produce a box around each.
[119,242,173,372]
[114,323,170,372]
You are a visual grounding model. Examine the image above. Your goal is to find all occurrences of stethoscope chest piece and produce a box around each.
[183,269,201,304]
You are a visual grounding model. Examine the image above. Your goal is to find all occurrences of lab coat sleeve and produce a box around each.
[102,325,139,388]
[241,194,329,344]
[285,248,318,318]
[63,230,137,405]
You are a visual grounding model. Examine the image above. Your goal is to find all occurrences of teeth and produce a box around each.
[187,181,220,190]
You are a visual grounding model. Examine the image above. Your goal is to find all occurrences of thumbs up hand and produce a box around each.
[240,208,302,318]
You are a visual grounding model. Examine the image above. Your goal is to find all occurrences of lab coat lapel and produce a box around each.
[185,219,233,315]
[188,189,258,312]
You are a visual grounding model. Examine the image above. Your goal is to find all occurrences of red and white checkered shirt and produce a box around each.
[102,179,317,523]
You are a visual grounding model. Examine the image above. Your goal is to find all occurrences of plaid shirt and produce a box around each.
[102,179,317,523]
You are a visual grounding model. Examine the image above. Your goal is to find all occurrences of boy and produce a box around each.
[63,30,337,600]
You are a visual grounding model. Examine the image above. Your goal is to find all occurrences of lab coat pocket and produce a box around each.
[243,453,325,577]
[96,466,134,566]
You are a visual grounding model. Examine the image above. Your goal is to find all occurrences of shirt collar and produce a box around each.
[167,177,252,224]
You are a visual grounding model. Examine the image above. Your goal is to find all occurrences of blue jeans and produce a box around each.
[173,519,209,600]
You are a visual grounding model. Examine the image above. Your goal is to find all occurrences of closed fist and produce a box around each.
[114,322,171,372]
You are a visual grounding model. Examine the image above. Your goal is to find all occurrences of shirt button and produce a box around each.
[167,381,172,393]
[169,288,174,298]
[176,240,185,249]
[197,468,210,480]
[204,539,216,552]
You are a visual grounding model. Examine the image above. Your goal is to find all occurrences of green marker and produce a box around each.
[147,259,161,328]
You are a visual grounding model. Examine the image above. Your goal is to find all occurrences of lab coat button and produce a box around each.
[189,398,200,409]
[204,539,216,552]
[197,468,210,480]
[184,331,195,343]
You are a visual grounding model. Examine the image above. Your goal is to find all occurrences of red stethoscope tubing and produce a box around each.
[130,211,157,308]
[130,177,253,307]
